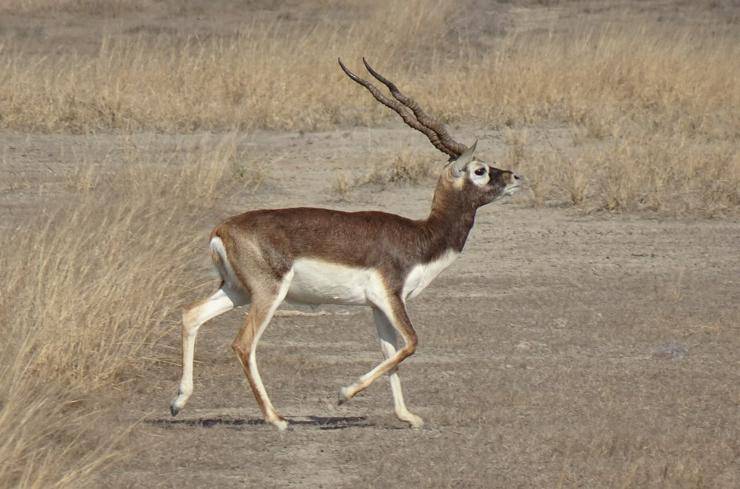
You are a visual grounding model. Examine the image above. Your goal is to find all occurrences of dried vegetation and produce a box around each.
[333,149,437,195]
[0,136,258,488]
[1,1,736,212]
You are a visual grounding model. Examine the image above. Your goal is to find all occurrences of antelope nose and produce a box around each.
[513,173,522,181]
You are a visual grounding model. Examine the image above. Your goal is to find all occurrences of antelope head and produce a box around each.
[338,58,522,210]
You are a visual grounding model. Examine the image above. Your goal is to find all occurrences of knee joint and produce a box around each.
[231,341,250,359]
[401,334,417,356]
[182,309,201,334]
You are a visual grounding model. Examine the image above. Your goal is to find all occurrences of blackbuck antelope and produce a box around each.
[170,58,522,430]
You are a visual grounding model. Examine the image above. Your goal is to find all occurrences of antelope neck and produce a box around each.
[423,186,477,255]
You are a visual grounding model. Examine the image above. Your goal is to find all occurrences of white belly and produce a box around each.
[287,258,379,305]
[285,251,458,307]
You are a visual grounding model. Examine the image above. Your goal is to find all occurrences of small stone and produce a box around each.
[652,342,688,360]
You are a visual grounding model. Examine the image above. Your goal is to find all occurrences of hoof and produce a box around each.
[407,416,425,429]
[270,418,289,431]
[170,392,186,416]
[397,411,424,429]
[337,386,351,405]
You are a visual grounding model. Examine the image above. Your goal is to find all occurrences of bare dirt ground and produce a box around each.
[3,126,738,487]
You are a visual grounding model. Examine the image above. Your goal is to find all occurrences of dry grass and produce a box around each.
[0,0,133,15]
[0,3,735,134]
[366,149,437,186]
[0,136,256,488]
[0,0,453,132]
[0,2,737,213]
[331,172,353,200]
[510,132,739,214]
[334,148,437,196]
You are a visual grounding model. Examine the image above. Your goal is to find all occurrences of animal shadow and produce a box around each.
[148,415,371,431]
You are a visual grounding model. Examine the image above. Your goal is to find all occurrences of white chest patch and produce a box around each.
[402,249,459,300]
[286,258,384,306]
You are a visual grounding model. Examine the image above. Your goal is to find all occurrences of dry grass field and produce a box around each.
[0,1,738,488]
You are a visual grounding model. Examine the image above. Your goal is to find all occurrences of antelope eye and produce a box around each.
[474,168,486,176]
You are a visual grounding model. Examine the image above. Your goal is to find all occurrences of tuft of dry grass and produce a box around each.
[331,171,352,200]
[332,149,437,196]
[362,149,437,186]
[0,136,251,488]
[511,132,739,214]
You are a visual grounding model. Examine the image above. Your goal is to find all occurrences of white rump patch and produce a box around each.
[210,236,242,290]
[402,249,459,300]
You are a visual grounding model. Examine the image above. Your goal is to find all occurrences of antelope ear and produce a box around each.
[452,139,478,173]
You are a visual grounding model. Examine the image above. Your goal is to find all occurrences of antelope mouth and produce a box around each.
[504,182,522,195]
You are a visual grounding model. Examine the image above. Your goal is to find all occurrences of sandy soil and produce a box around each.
[3,126,737,488]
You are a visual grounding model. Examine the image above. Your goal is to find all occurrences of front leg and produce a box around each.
[338,291,418,408]
[372,307,424,428]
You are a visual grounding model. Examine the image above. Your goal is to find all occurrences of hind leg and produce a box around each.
[232,271,293,430]
[171,285,246,416]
